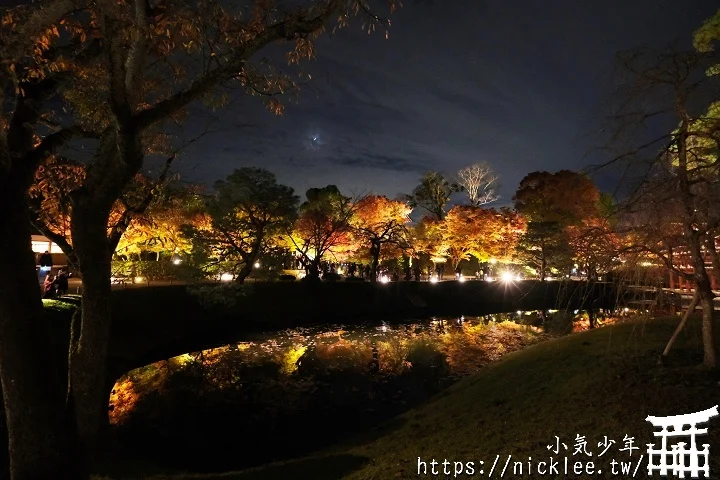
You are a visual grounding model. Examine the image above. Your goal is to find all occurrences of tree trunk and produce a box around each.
[235,237,263,284]
[0,388,7,480]
[661,290,699,363]
[676,117,717,369]
[0,191,77,480]
[370,239,380,283]
[697,280,717,369]
[69,211,114,457]
[235,263,252,283]
[587,275,597,329]
[235,257,254,284]
[588,308,596,329]
[308,257,322,281]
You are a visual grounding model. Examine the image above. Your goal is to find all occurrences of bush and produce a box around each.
[405,340,450,392]
[187,282,254,310]
[279,274,297,282]
[296,341,373,376]
[543,310,575,335]
[251,268,280,282]
[111,259,206,282]
[344,276,365,282]
[323,272,341,282]
[406,340,449,374]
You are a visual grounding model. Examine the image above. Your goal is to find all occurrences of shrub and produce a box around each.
[111,259,206,282]
[406,340,449,374]
[543,310,575,335]
[322,272,342,282]
[296,341,372,376]
[344,276,365,282]
[187,282,253,310]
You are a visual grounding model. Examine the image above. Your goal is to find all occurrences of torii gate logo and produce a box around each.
[646,405,718,477]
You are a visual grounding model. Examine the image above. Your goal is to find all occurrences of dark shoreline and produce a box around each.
[42,279,616,386]
[109,280,614,367]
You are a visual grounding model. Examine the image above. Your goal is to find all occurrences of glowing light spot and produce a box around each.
[220,273,233,282]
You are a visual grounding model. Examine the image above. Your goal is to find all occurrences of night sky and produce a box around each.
[174,0,718,205]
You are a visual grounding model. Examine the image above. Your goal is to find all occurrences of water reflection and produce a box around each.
[110,310,597,472]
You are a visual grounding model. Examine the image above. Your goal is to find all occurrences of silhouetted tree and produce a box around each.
[187,168,298,283]
[404,172,459,220]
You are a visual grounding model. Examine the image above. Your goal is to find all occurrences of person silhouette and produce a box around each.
[38,250,53,284]
[53,269,69,296]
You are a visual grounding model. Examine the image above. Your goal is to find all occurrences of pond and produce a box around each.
[109,310,605,473]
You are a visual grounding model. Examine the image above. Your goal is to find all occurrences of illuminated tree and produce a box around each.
[289,185,356,280]
[351,195,412,281]
[513,170,601,279]
[0,1,399,477]
[186,168,298,283]
[567,216,620,281]
[441,206,524,269]
[29,156,192,261]
[456,161,499,206]
[695,8,720,76]
[404,171,459,220]
[28,156,85,255]
[513,170,600,225]
[115,183,209,258]
[412,217,448,267]
[492,208,527,263]
[442,206,490,268]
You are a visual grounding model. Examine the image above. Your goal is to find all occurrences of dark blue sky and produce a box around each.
[173,0,718,204]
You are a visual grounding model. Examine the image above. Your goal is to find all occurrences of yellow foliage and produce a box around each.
[281,345,307,375]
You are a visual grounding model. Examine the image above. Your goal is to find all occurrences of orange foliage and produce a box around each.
[351,195,412,261]
[514,170,601,225]
[567,216,621,277]
[30,157,205,255]
[442,206,526,267]
[411,216,447,261]
[108,377,142,426]
[353,195,411,232]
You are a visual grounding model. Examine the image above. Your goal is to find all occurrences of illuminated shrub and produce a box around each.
[377,338,411,374]
[296,339,372,375]
[406,340,449,375]
[543,310,575,335]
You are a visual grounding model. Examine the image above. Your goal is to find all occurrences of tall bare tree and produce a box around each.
[456,161,499,206]
[604,44,719,368]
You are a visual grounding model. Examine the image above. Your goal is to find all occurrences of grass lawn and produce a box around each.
[116,315,720,480]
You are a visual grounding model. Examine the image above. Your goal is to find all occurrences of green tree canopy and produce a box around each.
[288,185,355,280]
[404,172,459,220]
[188,168,298,283]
